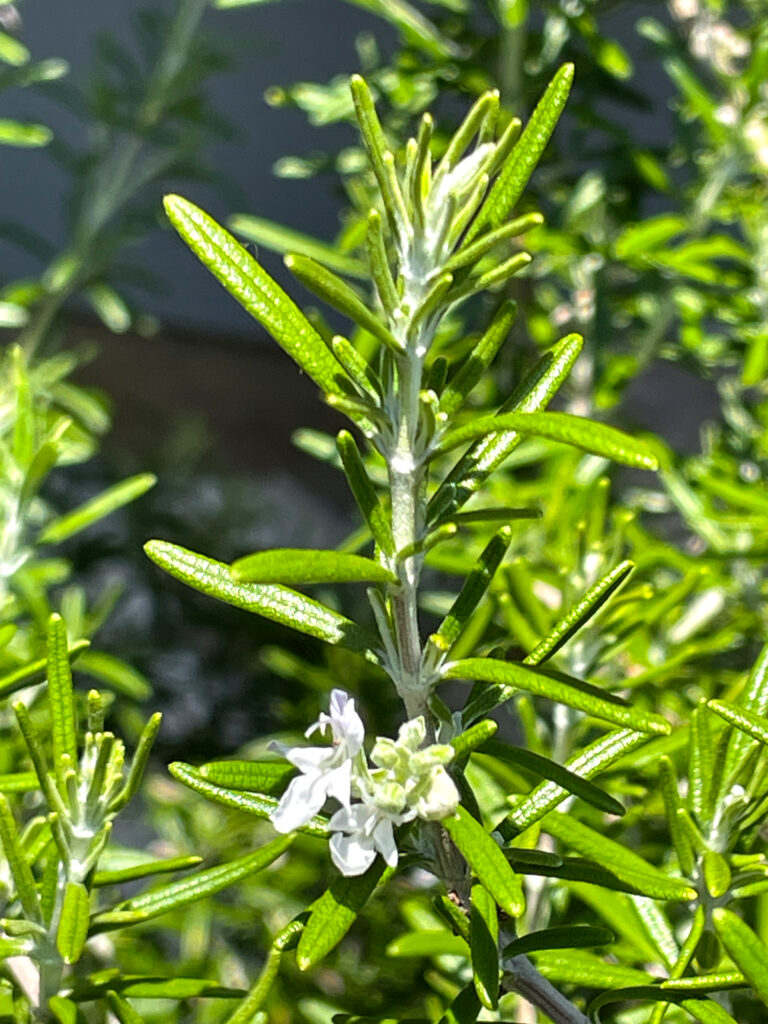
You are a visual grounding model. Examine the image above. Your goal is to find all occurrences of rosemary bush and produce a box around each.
[2,2,768,1024]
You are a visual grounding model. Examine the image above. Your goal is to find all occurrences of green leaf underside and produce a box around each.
[468,63,575,239]
[428,333,583,525]
[438,411,659,470]
[525,560,634,665]
[478,740,624,816]
[542,811,696,901]
[232,548,397,585]
[443,806,525,917]
[92,835,293,930]
[144,541,379,660]
[506,728,650,832]
[94,855,203,887]
[47,614,78,789]
[57,882,90,964]
[163,195,348,397]
[199,759,295,794]
[297,859,393,969]
[713,907,768,1007]
[169,761,329,835]
[443,658,670,734]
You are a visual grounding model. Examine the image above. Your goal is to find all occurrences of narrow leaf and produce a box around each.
[542,811,696,901]
[478,740,624,817]
[468,64,574,239]
[92,836,293,930]
[386,931,469,958]
[0,794,40,921]
[228,213,366,277]
[0,640,89,700]
[525,560,634,665]
[169,761,329,836]
[435,528,512,649]
[709,699,768,747]
[56,882,90,964]
[428,333,583,525]
[337,431,393,555]
[144,541,379,659]
[438,411,659,470]
[297,859,392,970]
[505,728,648,833]
[502,925,614,959]
[470,884,499,1010]
[39,474,156,544]
[680,999,740,1023]
[94,854,203,887]
[75,650,152,702]
[232,549,396,585]
[443,658,670,734]
[46,614,78,789]
[286,253,400,352]
[439,301,517,418]
[712,907,768,1007]
[163,195,348,397]
[443,806,525,917]
[199,760,295,795]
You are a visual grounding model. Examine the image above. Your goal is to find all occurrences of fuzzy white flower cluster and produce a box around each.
[271,689,459,876]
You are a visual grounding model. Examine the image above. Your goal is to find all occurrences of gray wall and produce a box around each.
[1,0,381,332]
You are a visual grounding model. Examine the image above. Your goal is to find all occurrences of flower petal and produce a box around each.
[271,771,329,832]
[372,817,398,868]
[330,829,377,877]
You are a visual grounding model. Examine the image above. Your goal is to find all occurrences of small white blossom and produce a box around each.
[271,692,460,876]
[271,689,365,833]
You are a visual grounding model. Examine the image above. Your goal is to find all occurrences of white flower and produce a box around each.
[271,689,365,833]
[328,799,412,877]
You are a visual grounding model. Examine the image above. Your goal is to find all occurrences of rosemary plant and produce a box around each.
[148,70,679,1023]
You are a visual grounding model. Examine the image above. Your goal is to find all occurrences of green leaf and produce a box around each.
[199,759,295,795]
[343,0,457,58]
[428,333,583,525]
[438,301,517,418]
[228,213,366,278]
[39,474,156,545]
[285,253,400,353]
[0,641,86,700]
[386,931,469,958]
[689,703,715,829]
[709,698,768,747]
[232,549,397,585]
[502,925,614,958]
[75,978,244,1000]
[470,884,499,1009]
[75,650,152,701]
[0,119,52,147]
[48,996,81,1024]
[443,806,525,917]
[0,772,38,792]
[478,740,624,817]
[0,794,40,921]
[524,560,634,665]
[712,908,768,1007]
[532,949,652,989]
[542,811,696,902]
[468,64,574,239]
[337,431,394,556]
[434,528,512,650]
[450,719,498,761]
[505,728,648,833]
[297,859,393,970]
[92,835,294,931]
[443,658,670,734]
[144,541,379,660]
[104,992,144,1024]
[46,614,78,790]
[163,195,348,397]
[223,944,282,1024]
[437,411,659,471]
[94,854,203,887]
[0,30,29,66]
[439,982,482,1024]
[110,712,162,812]
[169,761,330,836]
[680,999,740,1024]
[723,639,768,782]
[56,882,90,964]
